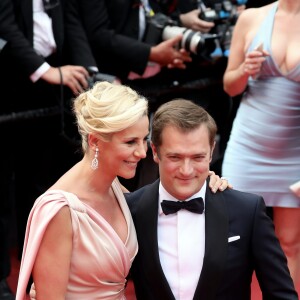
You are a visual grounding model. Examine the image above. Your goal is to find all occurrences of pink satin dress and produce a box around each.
[16,178,138,299]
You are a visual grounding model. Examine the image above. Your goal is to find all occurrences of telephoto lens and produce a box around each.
[162,26,217,56]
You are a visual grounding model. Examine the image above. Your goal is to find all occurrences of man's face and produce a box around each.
[152,124,214,200]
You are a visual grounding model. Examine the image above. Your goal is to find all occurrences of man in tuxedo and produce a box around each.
[0,0,96,294]
[126,99,297,299]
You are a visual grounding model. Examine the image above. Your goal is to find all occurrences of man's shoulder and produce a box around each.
[224,187,261,198]
[125,186,147,200]
[219,187,265,211]
[125,180,158,203]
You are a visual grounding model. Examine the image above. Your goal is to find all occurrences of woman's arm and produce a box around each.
[32,206,72,299]
[208,171,233,193]
[223,8,268,97]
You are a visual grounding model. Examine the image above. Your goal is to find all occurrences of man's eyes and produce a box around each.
[168,156,205,161]
[168,156,180,160]
[194,156,206,160]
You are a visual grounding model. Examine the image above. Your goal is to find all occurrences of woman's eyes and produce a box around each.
[126,136,149,145]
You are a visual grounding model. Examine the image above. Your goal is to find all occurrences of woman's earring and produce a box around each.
[91,147,99,170]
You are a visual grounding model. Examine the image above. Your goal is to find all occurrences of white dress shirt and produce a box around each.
[33,0,56,57]
[158,182,206,300]
[127,0,160,80]
[30,0,56,81]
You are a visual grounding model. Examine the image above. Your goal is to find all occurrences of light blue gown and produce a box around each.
[222,2,300,207]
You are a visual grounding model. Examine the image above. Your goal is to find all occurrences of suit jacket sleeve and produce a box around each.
[66,0,151,78]
[0,0,46,77]
[63,0,98,68]
[224,189,297,299]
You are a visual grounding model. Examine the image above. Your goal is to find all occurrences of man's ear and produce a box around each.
[209,140,216,163]
[150,142,159,164]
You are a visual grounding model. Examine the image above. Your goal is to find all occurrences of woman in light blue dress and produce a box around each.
[222,0,300,288]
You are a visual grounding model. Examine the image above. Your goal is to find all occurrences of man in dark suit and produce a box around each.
[0,1,96,295]
[65,0,194,82]
[126,99,298,299]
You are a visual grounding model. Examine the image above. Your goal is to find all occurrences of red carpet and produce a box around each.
[8,247,299,299]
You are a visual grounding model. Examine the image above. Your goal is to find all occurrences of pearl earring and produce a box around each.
[91,147,99,170]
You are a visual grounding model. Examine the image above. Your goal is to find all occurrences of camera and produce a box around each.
[86,67,117,88]
[198,0,248,56]
[143,13,219,58]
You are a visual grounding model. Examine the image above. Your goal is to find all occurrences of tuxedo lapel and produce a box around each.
[50,2,63,58]
[193,182,228,300]
[20,0,34,43]
[135,180,175,299]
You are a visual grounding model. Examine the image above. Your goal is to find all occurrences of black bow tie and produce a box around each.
[161,197,204,215]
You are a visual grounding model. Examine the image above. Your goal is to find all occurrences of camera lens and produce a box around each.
[162,25,217,56]
[181,29,204,55]
[162,26,204,55]
[162,25,185,41]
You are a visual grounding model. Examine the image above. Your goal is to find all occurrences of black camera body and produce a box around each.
[144,12,219,58]
[199,0,247,22]
[86,67,116,88]
[199,0,248,56]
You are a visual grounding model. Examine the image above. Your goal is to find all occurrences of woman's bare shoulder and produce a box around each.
[234,3,275,39]
[239,4,274,24]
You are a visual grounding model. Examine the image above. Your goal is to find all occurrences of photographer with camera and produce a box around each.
[65,0,238,101]
[65,0,193,82]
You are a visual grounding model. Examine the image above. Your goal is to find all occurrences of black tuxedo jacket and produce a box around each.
[0,0,96,115]
[126,179,298,299]
[65,0,152,79]
[0,0,65,78]
[0,0,96,73]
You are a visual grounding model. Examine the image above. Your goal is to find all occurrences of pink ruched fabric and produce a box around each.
[16,178,138,299]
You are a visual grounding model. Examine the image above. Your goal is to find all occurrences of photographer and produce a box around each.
[65,0,192,82]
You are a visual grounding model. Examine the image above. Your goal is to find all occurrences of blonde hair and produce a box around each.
[73,81,148,152]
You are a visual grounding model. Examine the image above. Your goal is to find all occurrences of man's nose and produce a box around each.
[179,159,193,175]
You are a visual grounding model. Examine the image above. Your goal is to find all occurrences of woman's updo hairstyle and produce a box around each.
[73,81,148,152]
